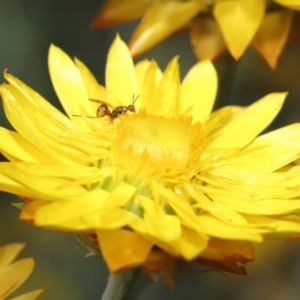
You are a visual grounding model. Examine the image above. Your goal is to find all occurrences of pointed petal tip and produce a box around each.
[48,43,65,59]
[258,53,279,70]
[129,37,151,58]
[111,33,126,49]
[276,91,288,98]
[3,69,10,80]
[129,44,140,58]
[268,61,278,70]
[49,43,57,51]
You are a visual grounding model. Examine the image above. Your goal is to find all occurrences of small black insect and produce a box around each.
[73,94,139,122]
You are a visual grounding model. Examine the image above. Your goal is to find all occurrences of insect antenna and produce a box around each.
[132,94,140,105]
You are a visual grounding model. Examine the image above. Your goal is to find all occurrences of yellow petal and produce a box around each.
[1,77,108,165]
[214,0,265,59]
[96,229,153,271]
[154,227,208,260]
[35,181,137,228]
[0,243,25,268]
[232,123,300,172]
[0,127,54,163]
[137,60,162,113]
[0,85,54,157]
[0,258,34,299]
[3,72,74,130]
[218,195,300,216]
[34,189,108,226]
[100,182,137,212]
[0,163,88,201]
[48,44,90,126]
[82,208,138,229]
[10,162,105,182]
[198,215,263,242]
[192,190,248,225]
[10,289,43,300]
[244,214,300,235]
[129,0,205,57]
[158,57,180,117]
[105,35,139,107]
[274,215,300,237]
[207,185,300,214]
[21,201,50,223]
[180,60,217,122]
[206,92,287,148]
[74,57,106,100]
[204,105,244,137]
[81,183,140,229]
[160,188,207,238]
[140,196,181,242]
[134,59,152,95]
[23,200,92,232]
[190,14,226,60]
[252,8,294,69]
[91,0,151,28]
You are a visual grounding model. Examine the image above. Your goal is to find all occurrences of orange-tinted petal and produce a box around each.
[142,248,172,271]
[160,259,184,290]
[96,229,153,271]
[129,0,205,57]
[275,0,300,10]
[21,201,50,223]
[190,13,226,60]
[288,11,300,41]
[91,0,151,29]
[196,258,247,275]
[252,8,294,69]
[200,239,254,262]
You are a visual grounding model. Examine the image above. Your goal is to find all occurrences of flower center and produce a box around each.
[111,113,205,174]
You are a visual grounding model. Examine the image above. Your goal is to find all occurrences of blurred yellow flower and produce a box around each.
[92,0,300,68]
[0,243,43,300]
[1,36,300,284]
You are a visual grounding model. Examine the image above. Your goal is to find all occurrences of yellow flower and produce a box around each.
[1,35,300,282]
[0,243,43,300]
[92,0,300,68]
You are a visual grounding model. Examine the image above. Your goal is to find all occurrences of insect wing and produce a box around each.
[88,98,115,109]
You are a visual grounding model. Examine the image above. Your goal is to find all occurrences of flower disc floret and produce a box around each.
[111,113,205,174]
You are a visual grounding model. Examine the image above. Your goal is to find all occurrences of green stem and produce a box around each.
[74,234,100,255]
[101,268,138,300]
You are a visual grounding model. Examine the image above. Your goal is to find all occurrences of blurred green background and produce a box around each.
[1,1,300,299]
